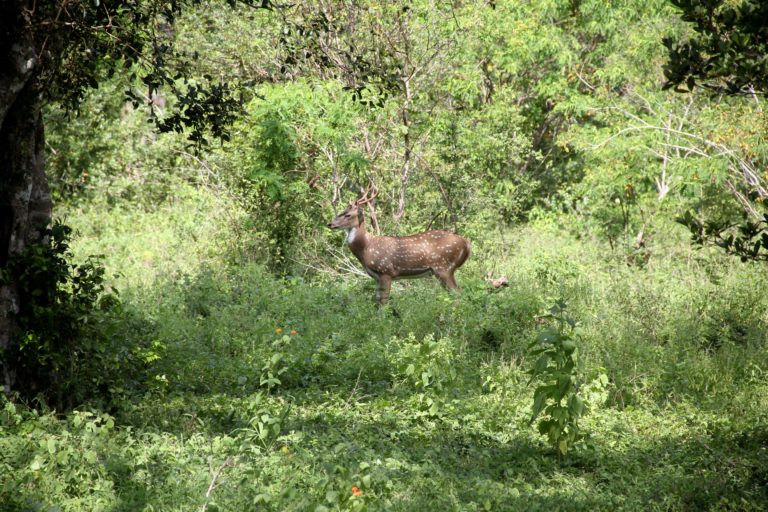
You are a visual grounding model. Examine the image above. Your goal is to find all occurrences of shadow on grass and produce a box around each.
[101,378,768,511]
[284,405,768,511]
[13,262,762,511]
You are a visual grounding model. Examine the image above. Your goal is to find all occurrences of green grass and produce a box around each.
[2,186,767,511]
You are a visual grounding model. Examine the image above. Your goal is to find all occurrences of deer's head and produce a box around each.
[328,186,378,230]
[328,200,364,230]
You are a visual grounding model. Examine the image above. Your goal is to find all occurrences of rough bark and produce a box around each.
[0,2,52,395]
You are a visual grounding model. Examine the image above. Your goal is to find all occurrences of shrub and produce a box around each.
[1,221,151,409]
[527,301,587,455]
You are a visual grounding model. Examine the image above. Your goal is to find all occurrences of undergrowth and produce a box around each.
[2,188,767,511]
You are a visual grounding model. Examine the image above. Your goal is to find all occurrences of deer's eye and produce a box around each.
[344,214,351,218]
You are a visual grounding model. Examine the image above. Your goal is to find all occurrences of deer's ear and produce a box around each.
[357,209,364,224]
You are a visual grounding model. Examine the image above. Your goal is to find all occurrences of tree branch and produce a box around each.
[201,457,234,512]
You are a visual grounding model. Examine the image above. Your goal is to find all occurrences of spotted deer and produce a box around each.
[328,190,470,304]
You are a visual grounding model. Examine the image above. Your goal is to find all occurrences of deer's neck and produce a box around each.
[346,222,370,258]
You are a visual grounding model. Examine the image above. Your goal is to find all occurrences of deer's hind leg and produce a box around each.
[434,269,459,290]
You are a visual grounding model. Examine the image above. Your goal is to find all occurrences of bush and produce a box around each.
[1,221,153,409]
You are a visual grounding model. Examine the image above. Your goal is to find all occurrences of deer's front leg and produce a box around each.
[375,274,392,305]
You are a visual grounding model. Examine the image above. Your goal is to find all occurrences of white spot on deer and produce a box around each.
[346,227,357,244]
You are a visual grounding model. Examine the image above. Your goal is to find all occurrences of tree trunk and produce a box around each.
[0,7,52,395]
[394,78,413,222]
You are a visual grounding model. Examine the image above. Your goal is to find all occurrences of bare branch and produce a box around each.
[585,88,767,218]
[201,457,234,512]
[725,178,761,220]
[747,84,763,113]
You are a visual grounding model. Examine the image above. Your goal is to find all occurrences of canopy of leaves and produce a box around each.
[663,0,768,94]
[11,0,275,145]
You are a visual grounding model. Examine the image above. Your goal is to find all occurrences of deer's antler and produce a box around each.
[355,184,378,206]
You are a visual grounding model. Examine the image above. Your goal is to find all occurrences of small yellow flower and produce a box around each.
[275,328,283,334]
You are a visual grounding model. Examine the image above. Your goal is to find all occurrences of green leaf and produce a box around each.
[555,375,572,401]
[55,450,69,465]
[568,395,585,417]
[538,419,554,435]
[530,390,549,422]
[254,493,272,504]
[533,353,550,374]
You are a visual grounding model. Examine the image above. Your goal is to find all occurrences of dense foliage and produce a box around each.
[663,0,768,94]
[2,0,768,509]
[662,0,768,262]
[2,222,114,409]
[0,0,277,402]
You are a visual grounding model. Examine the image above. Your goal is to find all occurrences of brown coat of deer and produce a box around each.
[328,193,470,304]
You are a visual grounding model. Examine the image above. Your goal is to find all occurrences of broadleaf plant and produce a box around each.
[527,300,586,456]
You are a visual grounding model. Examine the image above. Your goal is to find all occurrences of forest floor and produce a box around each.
[2,185,768,511]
